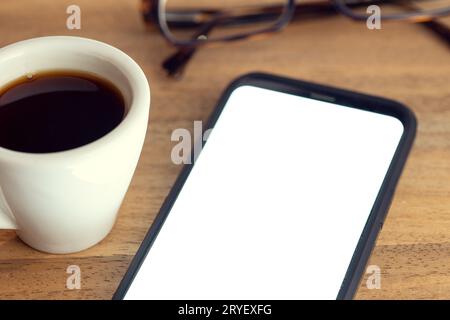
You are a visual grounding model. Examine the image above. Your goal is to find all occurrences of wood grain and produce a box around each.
[0,0,449,300]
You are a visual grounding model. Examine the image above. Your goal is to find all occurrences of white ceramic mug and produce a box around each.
[0,36,150,254]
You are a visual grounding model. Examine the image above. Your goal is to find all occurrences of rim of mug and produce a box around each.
[0,36,150,165]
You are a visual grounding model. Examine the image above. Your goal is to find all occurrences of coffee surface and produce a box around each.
[0,71,125,153]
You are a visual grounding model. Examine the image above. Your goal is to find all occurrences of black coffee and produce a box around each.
[0,71,125,153]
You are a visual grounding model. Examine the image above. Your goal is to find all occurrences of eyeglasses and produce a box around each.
[141,0,450,77]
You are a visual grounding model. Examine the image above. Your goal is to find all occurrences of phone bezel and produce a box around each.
[113,72,417,300]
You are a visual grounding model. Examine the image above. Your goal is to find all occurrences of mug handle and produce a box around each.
[0,186,17,229]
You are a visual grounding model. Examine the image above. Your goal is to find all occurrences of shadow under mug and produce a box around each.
[0,36,150,254]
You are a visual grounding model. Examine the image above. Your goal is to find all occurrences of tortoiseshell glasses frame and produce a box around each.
[141,0,450,77]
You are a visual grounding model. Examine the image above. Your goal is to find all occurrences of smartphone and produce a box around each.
[114,73,416,300]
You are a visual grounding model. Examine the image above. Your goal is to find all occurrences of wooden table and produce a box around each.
[0,0,449,300]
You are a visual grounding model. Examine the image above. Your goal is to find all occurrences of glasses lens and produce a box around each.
[160,0,290,43]
[338,0,450,19]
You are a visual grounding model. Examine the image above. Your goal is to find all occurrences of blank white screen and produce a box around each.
[125,85,404,300]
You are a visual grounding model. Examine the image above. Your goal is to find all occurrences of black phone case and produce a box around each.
[113,72,417,300]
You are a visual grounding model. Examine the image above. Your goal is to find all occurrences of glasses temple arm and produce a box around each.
[162,19,218,77]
